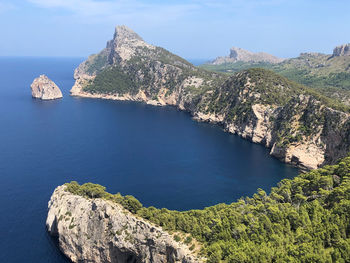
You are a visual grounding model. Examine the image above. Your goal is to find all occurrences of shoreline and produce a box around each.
[70,91,309,171]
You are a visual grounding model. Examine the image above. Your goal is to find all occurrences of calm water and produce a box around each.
[0,57,298,263]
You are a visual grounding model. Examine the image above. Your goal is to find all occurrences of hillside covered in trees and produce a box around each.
[66,155,350,262]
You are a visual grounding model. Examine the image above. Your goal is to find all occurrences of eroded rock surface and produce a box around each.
[333,43,350,57]
[31,75,63,100]
[46,186,201,263]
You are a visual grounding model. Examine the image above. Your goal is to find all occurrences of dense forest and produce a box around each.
[66,155,350,262]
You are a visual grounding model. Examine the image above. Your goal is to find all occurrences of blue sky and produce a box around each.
[1,0,349,59]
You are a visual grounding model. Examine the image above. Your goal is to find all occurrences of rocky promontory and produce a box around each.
[31,75,63,100]
[46,185,201,263]
[69,25,350,170]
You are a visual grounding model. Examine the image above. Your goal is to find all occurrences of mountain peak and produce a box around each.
[333,43,350,57]
[105,25,153,63]
[114,25,143,42]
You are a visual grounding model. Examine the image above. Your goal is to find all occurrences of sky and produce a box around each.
[0,0,349,59]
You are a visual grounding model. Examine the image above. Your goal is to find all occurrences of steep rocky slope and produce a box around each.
[70,26,350,169]
[46,185,201,263]
[31,74,63,100]
[333,43,350,57]
[50,157,350,262]
[210,47,284,65]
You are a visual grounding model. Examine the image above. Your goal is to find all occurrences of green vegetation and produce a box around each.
[203,68,349,123]
[65,182,142,214]
[84,65,139,95]
[65,155,350,262]
[200,54,350,105]
[84,51,109,75]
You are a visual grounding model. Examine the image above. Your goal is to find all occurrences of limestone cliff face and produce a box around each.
[46,186,201,263]
[31,75,63,100]
[70,25,350,170]
[193,73,350,170]
[211,47,284,65]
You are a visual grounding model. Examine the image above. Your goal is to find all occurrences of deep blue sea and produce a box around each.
[0,57,298,263]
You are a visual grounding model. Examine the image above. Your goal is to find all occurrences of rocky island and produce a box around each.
[31,74,63,100]
[70,25,350,170]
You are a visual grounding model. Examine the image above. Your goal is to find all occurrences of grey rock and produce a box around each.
[30,75,63,100]
[333,43,350,56]
[46,186,202,263]
[211,47,284,65]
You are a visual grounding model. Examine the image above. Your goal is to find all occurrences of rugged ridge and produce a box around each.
[46,185,201,263]
[333,43,350,57]
[70,26,350,170]
[31,74,63,100]
[211,47,284,65]
[201,44,350,105]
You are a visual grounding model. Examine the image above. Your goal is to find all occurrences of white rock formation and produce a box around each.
[30,75,63,100]
[46,185,201,263]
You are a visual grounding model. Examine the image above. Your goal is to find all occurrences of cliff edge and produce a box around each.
[46,185,201,263]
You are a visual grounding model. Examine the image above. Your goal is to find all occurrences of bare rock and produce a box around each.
[31,75,63,100]
[333,43,350,57]
[46,186,201,263]
[211,47,284,65]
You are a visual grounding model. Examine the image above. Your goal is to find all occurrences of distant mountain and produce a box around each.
[210,47,285,65]
[202,44,350,105]
[333,43,350,57]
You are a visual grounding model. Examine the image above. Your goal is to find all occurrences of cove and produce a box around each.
[0,57,298,263]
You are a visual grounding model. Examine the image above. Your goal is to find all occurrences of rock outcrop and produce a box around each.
[70,25,350,170]
[333,43,350,57]
[46,185,201,263]
[211,47,284,65]
[31,75,63,100]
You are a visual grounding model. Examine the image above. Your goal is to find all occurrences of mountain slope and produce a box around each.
[201,44,350,105]
[70,26,350,169]
[52,155,350,262]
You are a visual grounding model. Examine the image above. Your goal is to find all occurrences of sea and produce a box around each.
[0,57,298,262]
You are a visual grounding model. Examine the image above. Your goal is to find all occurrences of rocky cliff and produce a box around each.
[46,185,201,263]
[31,74,63,100]
[333,43,350,57]
[211,47,284,65]
[70,25,350,170]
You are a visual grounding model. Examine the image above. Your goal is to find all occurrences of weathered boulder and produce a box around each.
[31,75,63,100]
[46,185,201,263]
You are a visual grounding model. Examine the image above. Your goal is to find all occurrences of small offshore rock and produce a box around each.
[31,75,63,100]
